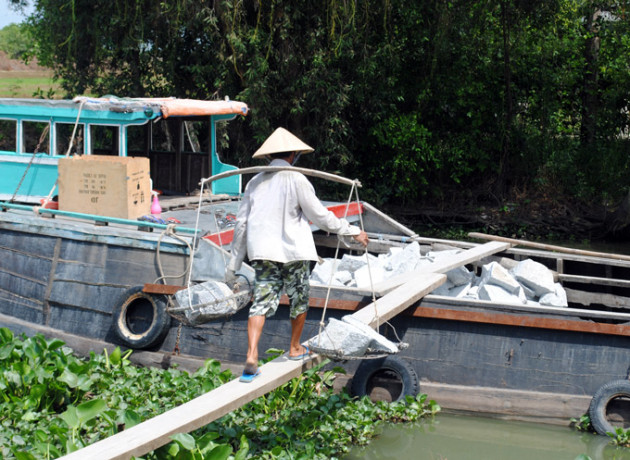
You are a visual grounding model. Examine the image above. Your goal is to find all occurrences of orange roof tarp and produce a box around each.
[155,98,249,118]
[74,96,248,118]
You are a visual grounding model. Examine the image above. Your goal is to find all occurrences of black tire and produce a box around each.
[351,356,419,402]
[588,379,630,436]
[112,286,171,349]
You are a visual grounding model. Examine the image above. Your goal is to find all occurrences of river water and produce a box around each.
[346,413,630,460]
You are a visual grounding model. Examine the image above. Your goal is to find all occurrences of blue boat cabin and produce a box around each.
[0,97,248,203]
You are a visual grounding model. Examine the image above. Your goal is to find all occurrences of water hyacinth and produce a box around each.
[0,329,439,459]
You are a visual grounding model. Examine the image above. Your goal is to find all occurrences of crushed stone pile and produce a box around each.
[310,241,567,307]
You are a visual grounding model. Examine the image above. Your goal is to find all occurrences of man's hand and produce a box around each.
[352,231,369,247]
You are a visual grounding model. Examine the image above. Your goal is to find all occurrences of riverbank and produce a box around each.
[386,193,612,246]
[0,51,60,97]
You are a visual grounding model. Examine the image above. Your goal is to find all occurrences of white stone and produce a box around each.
[333,270,353,286]
[338,253,376,272]
[416,257,433,267]
[480,261,521,294]
[539,282,568,307]
[449,282,472,298]
[380,246,403,267]
[354,263,386,288]
[520,283,537,300]
[308,316,398,357]
[308,318,370,356]
[386,241,421,272]
[343,315,399,354]
[430,280,454,296]
[464,285,480,299]
[310,259,336,285]
[427,249,463,261]
[510,259,555,297]
[478,284,525,304]
[447,266,474,286]
[175,280,241,324]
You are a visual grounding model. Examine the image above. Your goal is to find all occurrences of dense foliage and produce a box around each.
[0,329,439,459]
[0,23,34,60]
[7,1,630,216]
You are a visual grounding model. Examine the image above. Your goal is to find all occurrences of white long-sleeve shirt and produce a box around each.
[228,159,360,271]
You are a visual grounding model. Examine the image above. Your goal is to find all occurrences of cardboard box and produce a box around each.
[58,156,151,219]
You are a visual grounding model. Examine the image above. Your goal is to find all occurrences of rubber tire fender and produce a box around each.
[588,379,630,436]
[351,355,420,402]
[112,286,171,349]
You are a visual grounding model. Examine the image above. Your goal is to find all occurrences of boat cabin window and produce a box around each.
[151,118,180,152]
[56,122,84,156]
[90,125,119,156]
[0,119,16,152]
[22,121,50,154]
[183,120,209,153]
[126,124,148,157]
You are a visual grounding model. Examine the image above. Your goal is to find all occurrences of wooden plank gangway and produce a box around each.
[60,241,511,460]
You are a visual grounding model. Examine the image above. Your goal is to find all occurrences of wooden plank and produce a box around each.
[469,232,630,262]
[419,382,590,425]
[558,273,630,289]
[329,374,590,425]
[143,283,185,295]
[565,287,630,310]
[421,295,630,321]
[353,273,446,327]
[280,294,363,311]
[413,305,630,337]
[60,268,447,459]
[366,241,511,296]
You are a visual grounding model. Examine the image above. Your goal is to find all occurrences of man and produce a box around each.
[227,127,369,382]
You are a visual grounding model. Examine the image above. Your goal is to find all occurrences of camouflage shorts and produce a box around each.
[249,260,311,319]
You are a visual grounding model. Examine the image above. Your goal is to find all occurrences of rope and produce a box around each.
[155,224,194,285]
[311,180,410,361]
[312,179,389,359]
[351,183,380,330]
[180,180,231,315]
[9,124,50,203]
[40,99,87,208]
[153,223,195,356]
[315,181,357,341]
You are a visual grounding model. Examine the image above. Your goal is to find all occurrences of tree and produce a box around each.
[0,23,34,59]
[11,0,630,219]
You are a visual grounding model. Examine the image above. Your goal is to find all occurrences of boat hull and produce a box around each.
[1,203,629,425]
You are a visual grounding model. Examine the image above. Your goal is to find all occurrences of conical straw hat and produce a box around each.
[252,127,314,158]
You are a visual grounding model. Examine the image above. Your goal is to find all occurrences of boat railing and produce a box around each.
[0,200,199,235]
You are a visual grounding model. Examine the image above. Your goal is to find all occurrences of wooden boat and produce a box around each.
[1,96,629,431]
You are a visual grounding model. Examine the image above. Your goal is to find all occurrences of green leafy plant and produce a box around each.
[570,413,593,432]
[608,427,630,448]
[1,329,440,459]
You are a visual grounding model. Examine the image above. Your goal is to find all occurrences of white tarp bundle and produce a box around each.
[310,242,568,307]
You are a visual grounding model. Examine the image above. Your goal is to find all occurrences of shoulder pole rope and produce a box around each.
[314,178,385,358]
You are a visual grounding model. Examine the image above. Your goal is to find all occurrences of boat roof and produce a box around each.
[0,96,249,119]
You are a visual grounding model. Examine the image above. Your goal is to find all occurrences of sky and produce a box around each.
[1,1,34,29]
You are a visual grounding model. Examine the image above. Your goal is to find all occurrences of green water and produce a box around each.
[346,414,630,460]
